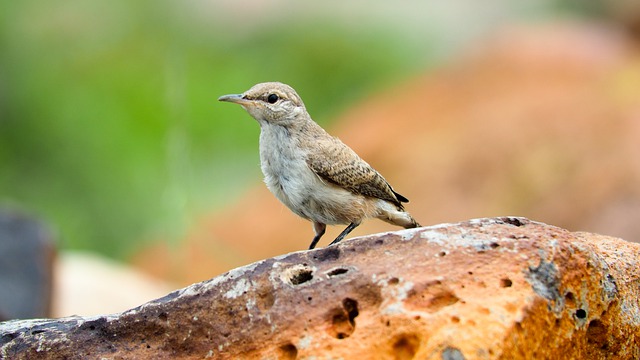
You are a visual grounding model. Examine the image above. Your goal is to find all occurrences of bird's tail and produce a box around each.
[403,213,421,229]
[379,205,421,229]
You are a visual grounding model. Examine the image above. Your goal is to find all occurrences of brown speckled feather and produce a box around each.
[305,136,408,209]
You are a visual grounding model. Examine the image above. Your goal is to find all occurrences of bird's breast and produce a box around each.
[259,126,313,203]
[257,125,376,224]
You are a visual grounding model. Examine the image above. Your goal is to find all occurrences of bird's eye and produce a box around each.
[267,94,279,104]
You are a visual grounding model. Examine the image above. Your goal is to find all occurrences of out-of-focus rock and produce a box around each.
[52,251,175,317]
[133,22,640,285]
[0,208,55,321]
[2,218,639,359]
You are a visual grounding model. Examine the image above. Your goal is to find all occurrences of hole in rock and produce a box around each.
[343,298,359,326]
[289,269,313,285]
[278,343,298,360]
[565,292,575,305]
[490,242,500,248]
[158,312,168,322]
[392,333,420,360]
[587,319,607,347]
[503,217,525,227]
[327,298,359,339]
[327,268,349,277]
[500,278,513,288]
[576,309,587,319]
[80,317,107,333]
[388,277,400,285]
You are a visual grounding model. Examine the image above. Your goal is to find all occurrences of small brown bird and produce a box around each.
[219,82,420,249]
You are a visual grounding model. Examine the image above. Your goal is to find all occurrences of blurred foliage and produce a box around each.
[0,0,435,258]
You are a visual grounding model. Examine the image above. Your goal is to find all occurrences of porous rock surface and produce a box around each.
[1,217,639,359]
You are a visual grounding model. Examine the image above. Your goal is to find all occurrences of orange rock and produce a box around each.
[4,218,639,359]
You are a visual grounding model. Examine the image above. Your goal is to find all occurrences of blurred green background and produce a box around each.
[0,0,604,259]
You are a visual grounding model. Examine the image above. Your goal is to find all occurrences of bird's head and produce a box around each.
[218,82,307,125]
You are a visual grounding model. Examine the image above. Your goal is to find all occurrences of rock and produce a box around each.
[1,217,639,359]
[52,251,175,317]
[0,209,56,321]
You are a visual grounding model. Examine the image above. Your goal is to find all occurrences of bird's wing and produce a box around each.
[306,138,408,207]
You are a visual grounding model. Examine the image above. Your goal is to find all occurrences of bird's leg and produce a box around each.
[329,222,360,246]
[308,222,327,250]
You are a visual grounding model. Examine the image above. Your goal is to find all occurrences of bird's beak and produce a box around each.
[218,94,248,105]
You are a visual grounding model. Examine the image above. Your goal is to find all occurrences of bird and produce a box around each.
[218,82,420,249]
